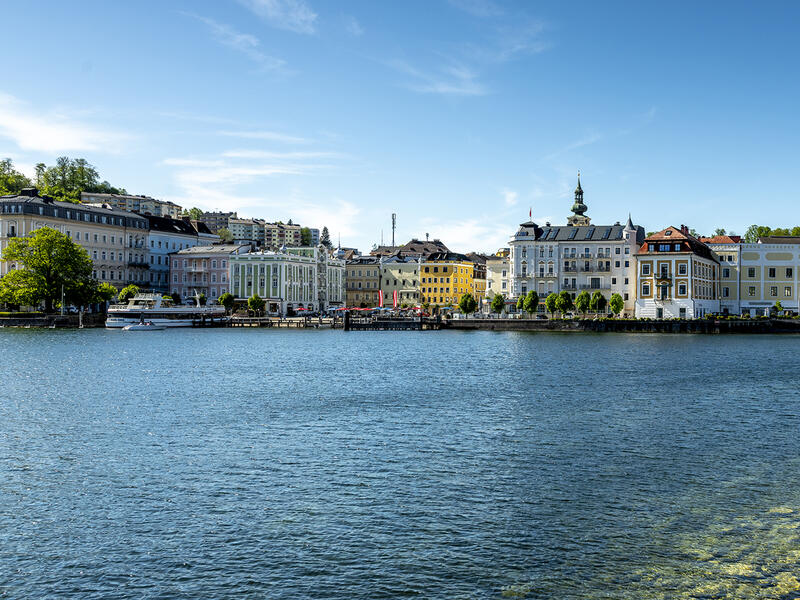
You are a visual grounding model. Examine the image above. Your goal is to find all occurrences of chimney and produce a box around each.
[19,187,38,197]
[680,224,689,235]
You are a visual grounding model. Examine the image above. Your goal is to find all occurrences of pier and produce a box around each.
[228,316,342,328]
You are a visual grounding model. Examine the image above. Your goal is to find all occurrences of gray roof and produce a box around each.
[175,244,249,255]
[1,188,148,226]
[346,255,379,265]
[515,221,645,245]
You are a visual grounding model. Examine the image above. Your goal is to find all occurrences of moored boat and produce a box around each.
[106,293,226,328]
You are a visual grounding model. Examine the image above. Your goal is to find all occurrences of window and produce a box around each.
[787,268,793,278]
[770,286,778,297]
[748,286,756,296]
[625,261,629,267]
[656,307,663,319]
[748,267,756,278]
[679,307,686,318]
[722,267,730,278]
[615,261,620,268]
[658,244,670,252]
[723,287,729,297]
[641,264,650,276]
[786,286,792,297]
[678,284,687,295]
[769,267,776,278]
[679,264,687,275]
[642,283,650,296]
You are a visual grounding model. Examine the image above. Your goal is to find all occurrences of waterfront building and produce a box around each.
[485,252,510,302]
[508,176,644,316]
[634,226,720,319]
[170,244,249,302]
[379,255,421,307]
[229,218,266,246]
[345,255,381,307]
[264,222,302,249]
[200,211,237,233]
[466,252,488,307]
[0,188,150,288]
[309,228,320,246]
[229,246,345,315]
[420,252,474,307]
[81,192,182,219]
[145,215,216,294]
[703,235,800,316]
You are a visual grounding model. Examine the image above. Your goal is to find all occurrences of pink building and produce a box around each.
[170,244,249,302]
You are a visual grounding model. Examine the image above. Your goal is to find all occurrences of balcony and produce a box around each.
[577,253,592,259]
[562,284,577,291]
[655,272,672,280]
[563,266,578,273]
[579,284,610,290]
[128,262,150,269]
[186,266,208,273]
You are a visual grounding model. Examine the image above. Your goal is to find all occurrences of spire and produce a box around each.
[575,170,582,194]
[571,171,587,216]
[625,213,634,230]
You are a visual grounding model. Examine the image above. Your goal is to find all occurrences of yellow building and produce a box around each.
[420,251,475,306]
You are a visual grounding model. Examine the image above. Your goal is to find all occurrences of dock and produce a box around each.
[228,316,342,328]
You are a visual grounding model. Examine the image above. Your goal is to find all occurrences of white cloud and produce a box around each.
[217,130,310,144]
[345,15,364,36]
[389,60,487,96]
[0,92,130,153]
[189,14,286,71]
[544,132,603,161]
[221,149,342,159]
[418,216,515,253]
[502,188,518,206]
[238,0,318,34]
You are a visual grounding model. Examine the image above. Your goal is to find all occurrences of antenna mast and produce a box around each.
[391,213,396,246]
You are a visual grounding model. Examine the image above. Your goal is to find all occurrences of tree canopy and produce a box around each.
[218,292,234,313]
[516,295,525,310]
[744,224,800,243]
[248,294,265,315]
[0,158,32,195]
[320,226,332,249]
[0,227,94,311]
[574,290,591,315]
[544,292,558,316]
[118,285,140,303]
[609,293,624,316]
[491,294,505,314]
[216,227,234,243]
[590,291,607,314]
[34,157,126,203]
[555,291,573,315]
[523,290,539,316]
[458,292,477,314]
[183,207,203,220]
[300,227,312,246]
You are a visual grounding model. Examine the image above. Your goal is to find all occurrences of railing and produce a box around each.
[579,284,610,290]
[563,266,578,273]
[128,262,150,269]
[186,266,207,272]
[562,284,577,290]
[656,272,672,280]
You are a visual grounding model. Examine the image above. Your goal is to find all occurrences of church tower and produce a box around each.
[566,172,591,226]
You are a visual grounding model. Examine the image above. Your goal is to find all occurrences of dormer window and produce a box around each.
[665,230,672,236]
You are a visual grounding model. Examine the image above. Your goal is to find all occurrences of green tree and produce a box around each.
[590,290,607,314]
[555,290,573,316]
[171,292,182,305]
[36,156,125,203]
[491,294,505,314]
[0,227,94,312]
[574,290,591,316]
[609,293,624,316]
[714,228,727,236]
[218,292,234,314]
[320,226,332,249]
[458,292,477,315]
[744,225,773,243]
[523,290,539,316]
[248,293,265,315]
[118,284,140,303]
[184,207,203,220]
[0,158,32,195]
[198,293,207,306]
[95,282,118,303]
[544,292,558,317]
[217,227,234,243]
[516,295,524,310]
[300,227,312,246]
[774,300,783,314]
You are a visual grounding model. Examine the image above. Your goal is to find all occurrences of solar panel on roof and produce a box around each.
[568,228,577,239]
[602,227,611,239]
[584,227,595,239]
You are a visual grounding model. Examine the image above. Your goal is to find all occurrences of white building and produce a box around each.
[81,192,182,219]
[508,176,644,316]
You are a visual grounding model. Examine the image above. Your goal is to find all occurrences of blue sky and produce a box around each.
[2,0,798,252]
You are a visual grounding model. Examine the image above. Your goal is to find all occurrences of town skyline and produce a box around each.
[2,1,799,254]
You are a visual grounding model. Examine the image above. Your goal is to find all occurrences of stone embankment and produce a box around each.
[0,313,107,328]
[444,317,800,334]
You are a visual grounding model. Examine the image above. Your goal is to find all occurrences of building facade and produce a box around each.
[508,177,644,317]
[170,244,249,302]
[229,218,266,246]
[420,252,474,307]
[81,192,182,219]
[485,253,510,301]
[634,226,720,319]
[379,256,421,308]
[146,215,215,293]
[1,188,150,288]
[346,255,381,308]
[264,222,302,249]
[199,211,237,233]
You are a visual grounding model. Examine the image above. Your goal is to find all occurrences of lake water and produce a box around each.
[2,329,800,599]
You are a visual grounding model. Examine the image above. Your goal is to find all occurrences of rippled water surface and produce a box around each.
[2,329,800,599]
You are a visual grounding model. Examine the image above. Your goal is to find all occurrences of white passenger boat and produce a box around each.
[106,293,226,328]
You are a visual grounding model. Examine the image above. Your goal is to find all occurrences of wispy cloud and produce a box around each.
[344,15,364,36]
[0,92,130,153]
[217,130,310,144]
[188,14,286,71]
[238,0,317,34]
[544,132,603,161]
[502,188,518,206]
[418,215,514,253]
[447,0,503,18]
[221,149,343,159]
[389,59,487,96]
